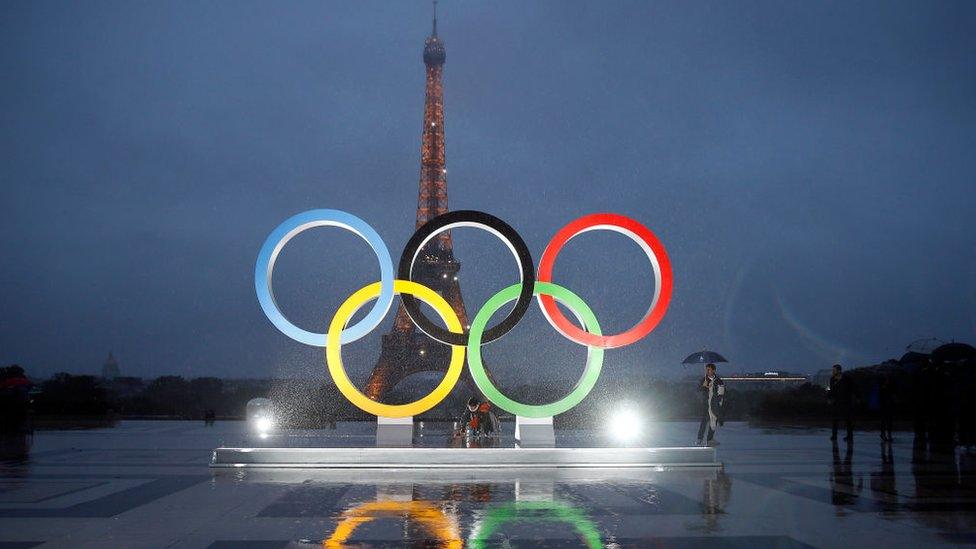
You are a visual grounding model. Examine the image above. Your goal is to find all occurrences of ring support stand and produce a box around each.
[515,416,555,447]
[376,416,413,447]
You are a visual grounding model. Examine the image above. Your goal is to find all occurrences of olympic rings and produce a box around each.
[467,282,604,418]
[327,280,465,418]
[256,208,672,419]
[325,500,462,549]
[255,209,395,346]
[537,213,673,349]
[398,210,535,346]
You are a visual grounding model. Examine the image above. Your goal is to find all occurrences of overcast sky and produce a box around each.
[2,1,974,386]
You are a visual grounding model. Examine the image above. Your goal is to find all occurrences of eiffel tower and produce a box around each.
[364,3,481,404]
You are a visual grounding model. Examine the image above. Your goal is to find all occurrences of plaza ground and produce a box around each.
[1,420,974,547]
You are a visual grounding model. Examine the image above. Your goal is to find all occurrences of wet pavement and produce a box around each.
[1,420,975,547]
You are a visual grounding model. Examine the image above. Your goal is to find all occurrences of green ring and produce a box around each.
[468,501,603,549]
[467,281,604,418]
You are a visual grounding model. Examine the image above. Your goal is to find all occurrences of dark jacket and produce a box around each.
[699,375,725,418]
[879,381,894,410]
[828,374,853,407]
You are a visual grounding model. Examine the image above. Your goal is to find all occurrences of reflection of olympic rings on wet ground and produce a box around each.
[256,209,672,418]
[467,501,602,549]
[323,500,462,549]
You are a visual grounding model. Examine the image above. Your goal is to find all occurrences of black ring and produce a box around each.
[398,210,535,346]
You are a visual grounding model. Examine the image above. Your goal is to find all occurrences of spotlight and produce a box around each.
[246,397,275,438]
[255,416,273,434]
[608,407,641,443]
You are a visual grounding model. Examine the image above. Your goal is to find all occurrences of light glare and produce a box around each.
[255,416,273,433]
[609,409,640,442]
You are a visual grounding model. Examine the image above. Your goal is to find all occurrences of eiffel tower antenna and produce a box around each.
[432,0,438,37]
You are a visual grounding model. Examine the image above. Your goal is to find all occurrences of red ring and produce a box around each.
[536,213,673,349]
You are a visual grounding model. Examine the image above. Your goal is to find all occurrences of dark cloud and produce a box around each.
[2,0,974,381]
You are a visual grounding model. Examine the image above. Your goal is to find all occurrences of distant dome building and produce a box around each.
[101,352,120,379]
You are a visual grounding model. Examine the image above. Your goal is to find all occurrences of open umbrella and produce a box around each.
[906,337,946,355]
[931,342,976,364]
[682,350,729,365]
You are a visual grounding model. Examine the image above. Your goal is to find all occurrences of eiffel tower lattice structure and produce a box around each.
[363,4,484,405]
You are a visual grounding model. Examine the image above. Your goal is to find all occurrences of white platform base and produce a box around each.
[209,465,723,484]
[210,446,718,469]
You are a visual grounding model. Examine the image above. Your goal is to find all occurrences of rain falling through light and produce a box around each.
[608,407,641,443]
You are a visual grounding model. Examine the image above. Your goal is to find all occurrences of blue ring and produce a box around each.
[254,209,395,346]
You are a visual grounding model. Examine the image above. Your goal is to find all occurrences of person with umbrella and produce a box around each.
[697,362,726,446]
[0,365,32,438]
[683,351,728,446]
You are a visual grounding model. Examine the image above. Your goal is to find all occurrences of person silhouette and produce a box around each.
[879,374,894,442]
[828,364,854,442]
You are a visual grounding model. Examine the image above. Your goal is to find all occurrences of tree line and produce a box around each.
[15,349,972,431]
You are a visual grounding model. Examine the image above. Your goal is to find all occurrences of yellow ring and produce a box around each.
[324,500,462,549]
[326,279,465,418]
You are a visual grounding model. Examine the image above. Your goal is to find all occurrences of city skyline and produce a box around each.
[2,1,974,382]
